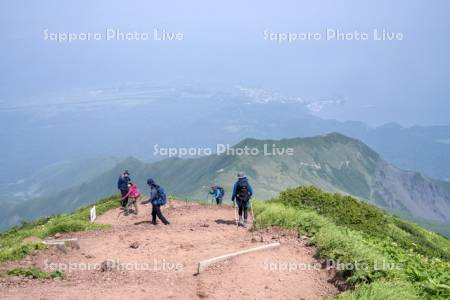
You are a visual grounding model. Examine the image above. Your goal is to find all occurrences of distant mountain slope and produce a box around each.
[357,123,450,181]
[438,180,450,195]
[0,156,119,202]
[2,133,450,236]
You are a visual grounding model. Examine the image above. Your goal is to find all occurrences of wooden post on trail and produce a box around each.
[196,242,280,274]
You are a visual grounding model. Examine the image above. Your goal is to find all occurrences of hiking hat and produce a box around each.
[124,170,130,175]
[147,178,155,186]
[237,172,245,178]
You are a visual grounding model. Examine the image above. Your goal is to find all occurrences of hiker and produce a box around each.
[141,178,170,225]
[209,185,224,205]
[231,172,253,227]
[117,170,131,207]
[121,182,140,215]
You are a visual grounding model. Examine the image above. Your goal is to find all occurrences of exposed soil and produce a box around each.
[0,200,340,299]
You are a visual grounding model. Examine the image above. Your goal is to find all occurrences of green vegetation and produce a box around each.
[1,267,64,280]
[277,186,450,260]
[334,280,418,300]
[0,195,120,262]
[254,186,450,299]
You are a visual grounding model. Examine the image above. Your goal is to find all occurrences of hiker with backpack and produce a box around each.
[209,186,225,205]
[121,182,140,215]
[231,172,253,227]
[141,178,170,225]
[117,170,131,208]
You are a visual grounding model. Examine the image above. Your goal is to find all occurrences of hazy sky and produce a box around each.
[1,0,450,126]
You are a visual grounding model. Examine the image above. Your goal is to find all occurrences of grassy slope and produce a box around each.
[0,195,120,262]
[253,186,450,300]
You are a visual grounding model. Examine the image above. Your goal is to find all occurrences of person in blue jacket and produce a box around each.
[231,172,253,227]
[141,178,170,225]
[117,170,131,207]
[209,186,224,205]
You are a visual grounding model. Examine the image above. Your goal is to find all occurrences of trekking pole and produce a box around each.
[250,200,255,229]
[206,188,213,207]
[117,210,124,220]
[233,201,239,229]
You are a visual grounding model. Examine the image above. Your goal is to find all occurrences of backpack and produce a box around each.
[156,186,167,205]
[217,186,225,198]
[237,180,250,201]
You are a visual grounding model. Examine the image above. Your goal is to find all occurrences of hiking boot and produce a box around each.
[151,220,157,225]
[238,217,244,226]
[163,221,170,225]
[240,219,247,228]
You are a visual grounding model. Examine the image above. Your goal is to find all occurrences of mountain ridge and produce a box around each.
[1,133,449,237]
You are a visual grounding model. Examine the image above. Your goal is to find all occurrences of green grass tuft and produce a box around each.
[2,267,64,280]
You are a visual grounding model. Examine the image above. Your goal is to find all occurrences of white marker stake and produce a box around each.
[90,206,96,222]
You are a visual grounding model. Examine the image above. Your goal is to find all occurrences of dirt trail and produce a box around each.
[0,200,340,299]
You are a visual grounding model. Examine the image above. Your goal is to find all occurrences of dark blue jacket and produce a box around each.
[117,175,131,192]
[231,177,253,202]
[142,185,167,206]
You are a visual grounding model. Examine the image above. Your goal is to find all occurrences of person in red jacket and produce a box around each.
[121,182,140,215]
